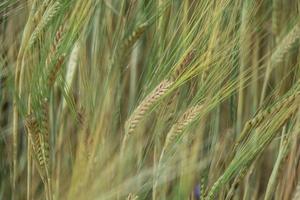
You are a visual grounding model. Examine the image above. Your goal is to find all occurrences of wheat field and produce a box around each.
[1,0,300,200]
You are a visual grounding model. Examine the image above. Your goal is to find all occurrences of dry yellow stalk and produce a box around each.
[292,181,300,200]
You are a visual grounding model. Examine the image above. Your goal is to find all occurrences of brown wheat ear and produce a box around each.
[24,114,50,180]
[47,55,65,87]
[171,49,196,81]
[46,25,64,68]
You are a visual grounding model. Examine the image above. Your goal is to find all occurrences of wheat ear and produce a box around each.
[164,104,203,150]
[125,79,174,134]
[25,112,51,200]
[261,23,300,102]
[164,49,196,121]
[28,2,61,48]
[33,0,52,23]
[272,0,280,36]
[46,25,64,67]
[271,23,300,65]
[48,55,65,87]
[235,91,300,148]
[171,49,196,81]
[122,23,148,50]
[25,115,49,172]
[157,103,203,170]
[155,104,202,191]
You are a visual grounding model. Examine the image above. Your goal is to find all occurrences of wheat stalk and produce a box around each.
[164,49,196,122]
[292,180,300,200]
[40,98,50,168]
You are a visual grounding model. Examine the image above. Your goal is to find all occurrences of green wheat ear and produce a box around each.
[122,23,148,50]
[28,2,61,49]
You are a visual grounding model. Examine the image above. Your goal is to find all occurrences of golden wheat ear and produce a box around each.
[164,104,203,150]
[125,79,174,134]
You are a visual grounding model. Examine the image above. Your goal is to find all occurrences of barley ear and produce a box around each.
[48,55,65,87]
[28,2,61,49]
[125,79,174,134]
[271,23,300,65]
[164,104,203,150]
[122,23,148,50]
[171,49,196,81]
[235,91,300,149]
[158,104,203,166]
